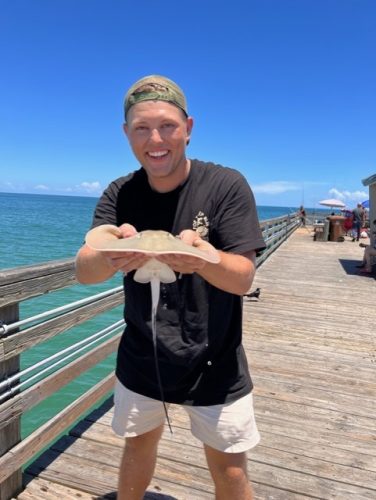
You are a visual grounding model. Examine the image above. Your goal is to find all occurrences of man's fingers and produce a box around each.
[105,252,149,273]
[179,229,199,246]
[156,254,207,274]
[118,223,138,238]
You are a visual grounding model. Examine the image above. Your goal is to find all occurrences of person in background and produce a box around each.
[299,206,306,226]
[75,75,266,499]
[351,203,365,241]
[343,209,354,236]
[357,219,376,274]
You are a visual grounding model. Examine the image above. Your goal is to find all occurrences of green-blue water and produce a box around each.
[0,192,317,438]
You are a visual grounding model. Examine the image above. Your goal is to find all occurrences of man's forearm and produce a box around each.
[198,250,256,295]
[75,245,117,284]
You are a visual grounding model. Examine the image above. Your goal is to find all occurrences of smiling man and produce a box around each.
[75,75,266,499]
[123,78,193,193]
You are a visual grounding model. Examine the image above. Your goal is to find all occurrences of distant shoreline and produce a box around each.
[0,190,330,211]
[0,190,100,200]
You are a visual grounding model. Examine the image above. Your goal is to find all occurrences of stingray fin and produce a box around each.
[134,266,152,283]
[158,264,176,283]
[134,259,176,284]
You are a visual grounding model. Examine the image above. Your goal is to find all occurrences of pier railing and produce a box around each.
[258,212,300,266]
[0,212,299,499]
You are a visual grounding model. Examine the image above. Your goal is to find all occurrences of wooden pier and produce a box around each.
[14,227,376,499]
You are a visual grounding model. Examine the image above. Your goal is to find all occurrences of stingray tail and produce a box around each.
[150,278,173,434]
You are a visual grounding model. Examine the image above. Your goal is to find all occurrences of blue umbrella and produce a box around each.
[361,200,369,208]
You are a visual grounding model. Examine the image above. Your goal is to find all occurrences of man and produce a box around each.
[75,75,265,499]
[352,203,365,241]
[299,205,306,226]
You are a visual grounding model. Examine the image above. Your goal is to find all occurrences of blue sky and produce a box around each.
[1,0,375,208]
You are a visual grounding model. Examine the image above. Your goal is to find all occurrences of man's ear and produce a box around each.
[186,116,193,145]
[123,123,128,137]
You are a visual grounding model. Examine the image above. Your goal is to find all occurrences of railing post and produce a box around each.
[0,304,22,500]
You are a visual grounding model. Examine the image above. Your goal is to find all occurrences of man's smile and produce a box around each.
[147,150,169,159]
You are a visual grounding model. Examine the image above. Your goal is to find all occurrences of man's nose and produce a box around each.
[150,128,163,142]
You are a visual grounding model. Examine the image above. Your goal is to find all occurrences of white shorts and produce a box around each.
[112,379,260,453]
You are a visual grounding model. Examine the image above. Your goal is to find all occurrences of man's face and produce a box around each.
[124,101,193,192]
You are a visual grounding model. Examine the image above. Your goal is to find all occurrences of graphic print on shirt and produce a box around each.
[193,211,210,238]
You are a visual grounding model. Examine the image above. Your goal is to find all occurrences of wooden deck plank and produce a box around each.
[72,413,376,491]
[19,228,376,499]
[18,475,98,500]
[74,412,376,473]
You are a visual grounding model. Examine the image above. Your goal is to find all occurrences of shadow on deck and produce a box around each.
[338,257,376,277]
[18,227,376,499]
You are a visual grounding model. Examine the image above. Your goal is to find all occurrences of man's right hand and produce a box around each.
[75,223,150,284]
[95,223,153,276]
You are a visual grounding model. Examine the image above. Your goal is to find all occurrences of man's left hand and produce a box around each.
[156,230,219,275]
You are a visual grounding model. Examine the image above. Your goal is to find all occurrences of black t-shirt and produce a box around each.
[91,160,266,405]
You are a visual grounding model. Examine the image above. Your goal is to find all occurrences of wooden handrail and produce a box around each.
[0,258,76,308]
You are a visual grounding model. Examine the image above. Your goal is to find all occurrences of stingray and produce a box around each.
[85,224,220,279]
[85,225,220,431]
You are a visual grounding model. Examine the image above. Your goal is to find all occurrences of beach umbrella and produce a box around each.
[319,198,346,209]
[361,200,369,208]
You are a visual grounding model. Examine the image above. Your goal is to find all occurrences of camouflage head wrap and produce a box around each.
[124,75,188,119]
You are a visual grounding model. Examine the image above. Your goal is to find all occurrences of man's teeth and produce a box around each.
[149,151,168,158]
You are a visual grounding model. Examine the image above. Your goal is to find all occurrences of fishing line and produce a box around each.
[150,277,173,434]
[133,258,176,434]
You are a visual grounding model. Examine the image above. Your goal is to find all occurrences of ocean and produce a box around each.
[0,192,302,269]
[0,192,318,438]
